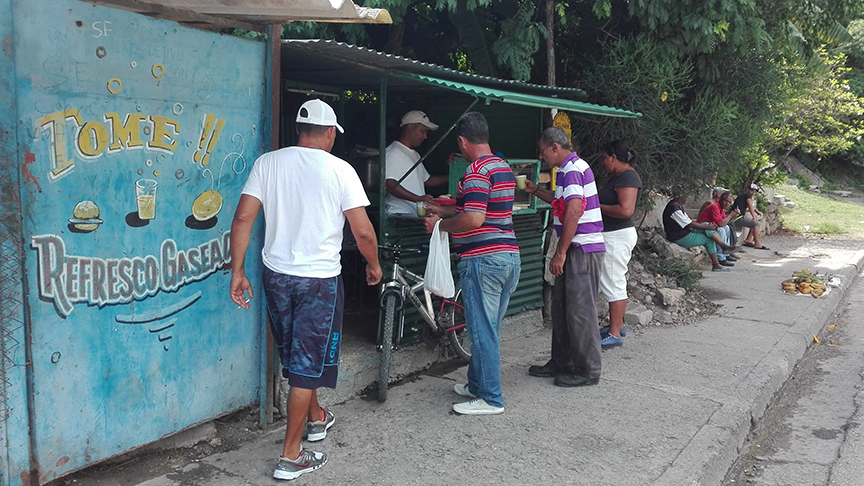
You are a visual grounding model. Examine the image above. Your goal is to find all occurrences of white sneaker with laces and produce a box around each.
[453,397,504,415]
[453,383,477,398]
[273,450,327,480]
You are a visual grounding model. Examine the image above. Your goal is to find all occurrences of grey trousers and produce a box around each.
[550,245,605,379]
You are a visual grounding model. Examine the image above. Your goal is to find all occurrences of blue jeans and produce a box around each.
[457,252,521,408]
[716,225,731,261]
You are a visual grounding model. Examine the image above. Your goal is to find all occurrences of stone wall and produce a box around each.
[595,226,719,330]
[638,191,781,236]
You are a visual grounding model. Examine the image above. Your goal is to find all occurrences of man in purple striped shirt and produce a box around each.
[525,127,606,387]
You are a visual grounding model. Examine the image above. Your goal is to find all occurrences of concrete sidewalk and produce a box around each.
[116,236,864,485]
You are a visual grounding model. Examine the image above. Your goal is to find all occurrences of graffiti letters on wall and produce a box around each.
[31,232,230,317]
[29,102,252,321]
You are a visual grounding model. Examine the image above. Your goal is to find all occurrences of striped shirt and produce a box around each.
[554,152,605,252]
[452,155,520,258]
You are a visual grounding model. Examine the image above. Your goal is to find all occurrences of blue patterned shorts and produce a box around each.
[263,268,343,390]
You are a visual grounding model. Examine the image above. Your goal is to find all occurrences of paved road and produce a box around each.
[724,267,864,486]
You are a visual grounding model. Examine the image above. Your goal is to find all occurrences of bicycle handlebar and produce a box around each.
[378,244,428,253]
[378,244,429,263]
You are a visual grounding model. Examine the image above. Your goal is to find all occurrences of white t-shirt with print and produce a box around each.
[384,141,430,216]
[242,146,370,278]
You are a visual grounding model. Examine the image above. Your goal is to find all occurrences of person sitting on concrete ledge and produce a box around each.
[662,196,742,272]
[697,190,741,267]
[733,183,768,250]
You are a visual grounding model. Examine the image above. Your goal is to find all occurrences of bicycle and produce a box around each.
[376,244,470,402]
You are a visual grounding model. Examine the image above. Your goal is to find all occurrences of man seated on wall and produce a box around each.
[663,196,742,273]
[698,186,724,217]
[384,110,449,216]
[697,190,741,267]
[733,183,769,250]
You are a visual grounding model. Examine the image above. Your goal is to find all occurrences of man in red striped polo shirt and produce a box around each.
[425,112,521,415]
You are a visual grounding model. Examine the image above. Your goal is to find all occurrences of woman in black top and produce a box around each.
[597,140,642,348]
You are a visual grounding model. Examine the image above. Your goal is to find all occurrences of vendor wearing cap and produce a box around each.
[732,183,768,250]
[385,110,449,216]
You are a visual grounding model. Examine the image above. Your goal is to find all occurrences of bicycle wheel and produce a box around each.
[378,294,396,402]
[442,285,471,362]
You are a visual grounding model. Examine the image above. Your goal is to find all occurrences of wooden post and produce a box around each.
[544,0,556,128]
[260,23,281,428]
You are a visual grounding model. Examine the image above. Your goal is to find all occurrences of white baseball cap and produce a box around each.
[296,99,344,133]
[400,110,438,130]
[750,183,759,190]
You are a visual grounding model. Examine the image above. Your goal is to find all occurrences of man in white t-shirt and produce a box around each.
[229,99,381,481]
[385,110,449,216]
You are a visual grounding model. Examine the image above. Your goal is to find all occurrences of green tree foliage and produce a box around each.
[567,0,864,83]
[768,52,864,162]
[815,20,864,176]
[490,3,546,80]
[555,0,864,195]
[624,0,769,78]
[447,0,501,76]
[570,36,743,197]
[228,0,864,192]
[254,0,547,81]
[713,50,864,189]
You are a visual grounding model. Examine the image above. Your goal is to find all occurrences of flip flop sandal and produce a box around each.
[754,246,770,250]
[725,246,745,254]
[743,242,755,247]
[712,267,731,272]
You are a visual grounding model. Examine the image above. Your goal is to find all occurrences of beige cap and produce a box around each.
[400,110,438,130]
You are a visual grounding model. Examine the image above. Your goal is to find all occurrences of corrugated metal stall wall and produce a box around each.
[3,0,267,483]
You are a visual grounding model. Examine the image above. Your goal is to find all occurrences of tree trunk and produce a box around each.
[544,0,555,127]
[545,0,555,87]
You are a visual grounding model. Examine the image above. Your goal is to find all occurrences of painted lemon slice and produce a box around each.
[192,190,223,221]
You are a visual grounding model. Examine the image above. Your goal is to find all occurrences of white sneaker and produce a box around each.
[453,397,504,415]
[273,450,327,480]
[453,383,477,398]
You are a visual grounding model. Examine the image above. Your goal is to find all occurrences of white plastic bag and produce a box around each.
[424,219,455,298]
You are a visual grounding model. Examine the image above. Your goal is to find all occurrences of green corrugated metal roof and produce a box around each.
[283,39,589,98]
[394,72,642,119]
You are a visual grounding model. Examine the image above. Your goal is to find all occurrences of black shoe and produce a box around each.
[725,254,739,261]
[726,245,745,254]
[554,374,600,387]
[528,360,560,377]
[719,260,735,267]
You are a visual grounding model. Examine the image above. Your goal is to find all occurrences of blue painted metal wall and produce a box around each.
[2,0,267,483]
[1,0,31,484]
